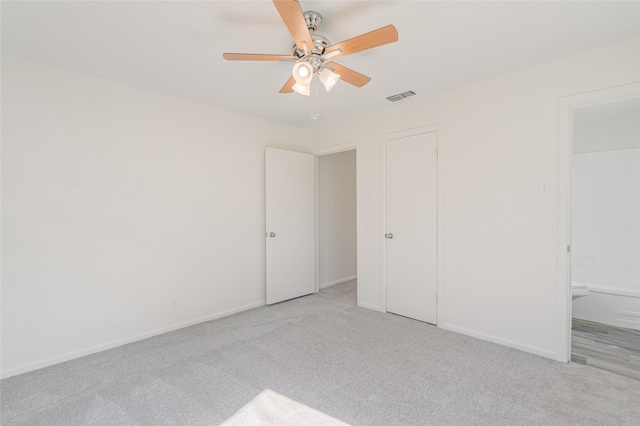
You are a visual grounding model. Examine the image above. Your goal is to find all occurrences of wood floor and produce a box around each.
[571,318,640,380]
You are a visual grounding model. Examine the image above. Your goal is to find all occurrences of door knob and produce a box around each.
[269,232,276,238]
[385,233,394,239]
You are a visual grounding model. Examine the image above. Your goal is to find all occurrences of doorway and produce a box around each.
[558,82,640,374]
[317,149,357,301]
[569,97,640,379]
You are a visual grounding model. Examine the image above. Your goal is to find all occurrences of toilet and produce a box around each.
[572,281,590,300]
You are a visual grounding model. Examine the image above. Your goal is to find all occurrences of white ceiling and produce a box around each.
[3,1,639,127]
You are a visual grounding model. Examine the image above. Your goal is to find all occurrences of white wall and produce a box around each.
[571,148,640,330]
[572,148,640,294]
[311,39,640,360]
[318,150,357,288]
[1,57,311,377]
[573,98,640,153]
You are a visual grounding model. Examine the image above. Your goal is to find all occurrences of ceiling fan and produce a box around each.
[222,0,398,96]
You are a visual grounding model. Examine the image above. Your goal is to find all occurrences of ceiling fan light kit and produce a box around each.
[318,68,340,92]
[292,81,311,96]
[293,61,313,82]
[223,0,398,96]
[291,53,340,96]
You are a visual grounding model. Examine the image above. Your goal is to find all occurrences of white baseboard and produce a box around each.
[616,310,640,330]
[358,301,385,313]
[572,291,640,331]
[1,300,266,379]
[588,285,640,298]
[440,322,560,361]
[320,275,357,289]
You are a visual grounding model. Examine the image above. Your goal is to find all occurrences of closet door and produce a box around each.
[385,132,438,324]
[265,148,315,304]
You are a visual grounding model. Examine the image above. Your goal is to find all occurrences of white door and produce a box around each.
[265,148,315,305]
[385,132,438,324]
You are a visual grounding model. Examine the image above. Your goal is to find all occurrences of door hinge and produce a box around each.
[567,245,571,253]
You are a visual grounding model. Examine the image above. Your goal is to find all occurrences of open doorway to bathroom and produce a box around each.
[569,96,640,380]
[317,149,357,304]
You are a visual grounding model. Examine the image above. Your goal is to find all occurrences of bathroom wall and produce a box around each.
[572,98,640,330]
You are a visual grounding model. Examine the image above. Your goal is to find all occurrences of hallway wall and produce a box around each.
[318,150,357,288]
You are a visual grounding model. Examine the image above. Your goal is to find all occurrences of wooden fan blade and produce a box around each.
[223,53,294,61]
[324,25,398,59]
[273,0,314,52]
[279,76,296,93]
[326,62,371,88]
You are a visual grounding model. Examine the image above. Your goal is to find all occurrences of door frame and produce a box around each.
[312,140,358,296]
[557,82,640,362]
[380,123,444,325]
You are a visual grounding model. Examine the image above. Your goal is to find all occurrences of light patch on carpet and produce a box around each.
[221,389,350,426]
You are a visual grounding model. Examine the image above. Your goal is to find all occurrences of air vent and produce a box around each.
[386,91,416,102]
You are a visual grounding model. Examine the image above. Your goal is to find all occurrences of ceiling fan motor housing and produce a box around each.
[292,11,329,57]
[292,33,330,57]
[303,11,322,32]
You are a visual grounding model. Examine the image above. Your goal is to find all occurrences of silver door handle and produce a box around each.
[269,232,276,238]
[385,233,394,239]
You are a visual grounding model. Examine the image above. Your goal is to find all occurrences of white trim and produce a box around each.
[557,96,573,363]
[1,300,265,379]
[618,310,640,319]
[616,309,640,330]
[436,125,445,327]
[320,275,357,289]
[380,134,388,312]
[440,322,559,361]
[380,123,444,325]
[357,302,385,313]
[312,140,357,156]
[314,154,320,293]
[557,82,640,363]
[588,286,640,298]
[617,318,640,329]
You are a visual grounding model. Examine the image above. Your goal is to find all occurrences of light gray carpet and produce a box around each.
[2,281,639,425]
[221,389,349,425]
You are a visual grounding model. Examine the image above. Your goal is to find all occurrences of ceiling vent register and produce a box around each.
[386,91,416,102]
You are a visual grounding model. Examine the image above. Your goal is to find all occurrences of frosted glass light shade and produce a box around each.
[292,62,313,85]
[292,82,311,96]
[319,68,340,92]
